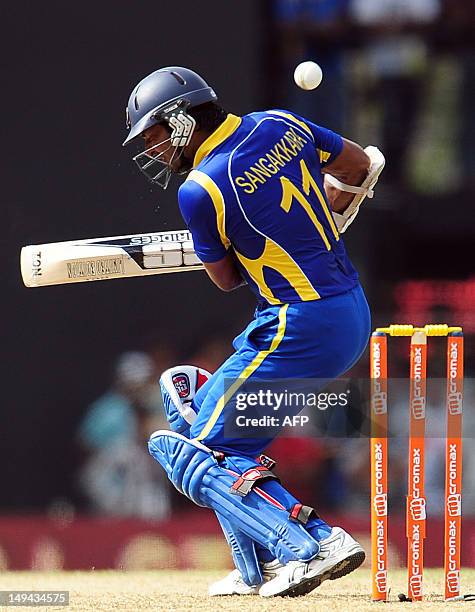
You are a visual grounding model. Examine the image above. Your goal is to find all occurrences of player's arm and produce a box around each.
[203,252,246,292]
[178,178,246,293]
[301,115,385,232]
[323,138,370,214]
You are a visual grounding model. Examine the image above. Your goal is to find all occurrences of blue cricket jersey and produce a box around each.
[178,110,359,305]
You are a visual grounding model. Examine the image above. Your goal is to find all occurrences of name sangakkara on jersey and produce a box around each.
[234,127,308,194]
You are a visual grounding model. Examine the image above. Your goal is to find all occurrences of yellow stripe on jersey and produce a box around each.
[187,170,230,249]
[267,110,313,138]
[300,159,339,241]
[193,114,242,167]
[195,304,289,442]
[235,239,320,304]
[280,176,331,251]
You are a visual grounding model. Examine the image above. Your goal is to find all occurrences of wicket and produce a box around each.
[370,324,464,602]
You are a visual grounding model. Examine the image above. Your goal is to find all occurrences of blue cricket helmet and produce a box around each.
[123,66,217,146]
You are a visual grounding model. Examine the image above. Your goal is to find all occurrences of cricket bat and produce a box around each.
[20,229,204,287]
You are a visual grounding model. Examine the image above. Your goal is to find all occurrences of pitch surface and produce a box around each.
[1,569,473,610]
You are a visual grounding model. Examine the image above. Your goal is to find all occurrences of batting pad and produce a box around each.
[215,512,262,586]
[148,430,320,575]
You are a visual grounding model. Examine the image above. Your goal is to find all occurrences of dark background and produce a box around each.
[2,0,474,510]
[2,0,262,509]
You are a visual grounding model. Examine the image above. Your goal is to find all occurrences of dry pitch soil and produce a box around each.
[1,568,474,611]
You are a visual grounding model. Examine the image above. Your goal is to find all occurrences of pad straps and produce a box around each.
[230,466,280,497]
[289,503,318,525]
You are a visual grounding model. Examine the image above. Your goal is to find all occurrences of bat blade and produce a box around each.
[20,229,204,287]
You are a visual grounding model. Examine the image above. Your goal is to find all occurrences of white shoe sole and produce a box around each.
[208,573,260,596]
[260,544,365,597]
[209,589,258,596]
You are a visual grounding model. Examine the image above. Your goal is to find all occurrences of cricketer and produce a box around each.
[123,66,384,597]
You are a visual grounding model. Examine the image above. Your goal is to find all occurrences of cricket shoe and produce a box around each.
[258,527,365,597]
[208,559,283,596]
[208,569,260,596]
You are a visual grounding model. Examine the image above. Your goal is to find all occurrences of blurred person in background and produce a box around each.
[350,0,441,186]
[77,351,171,519]
[78,351,161,453]
[271,0,351,133]
[79,398,171,520]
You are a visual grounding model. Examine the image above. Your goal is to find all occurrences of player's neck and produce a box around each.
[191,129,212,154]
[185,129,213,165]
